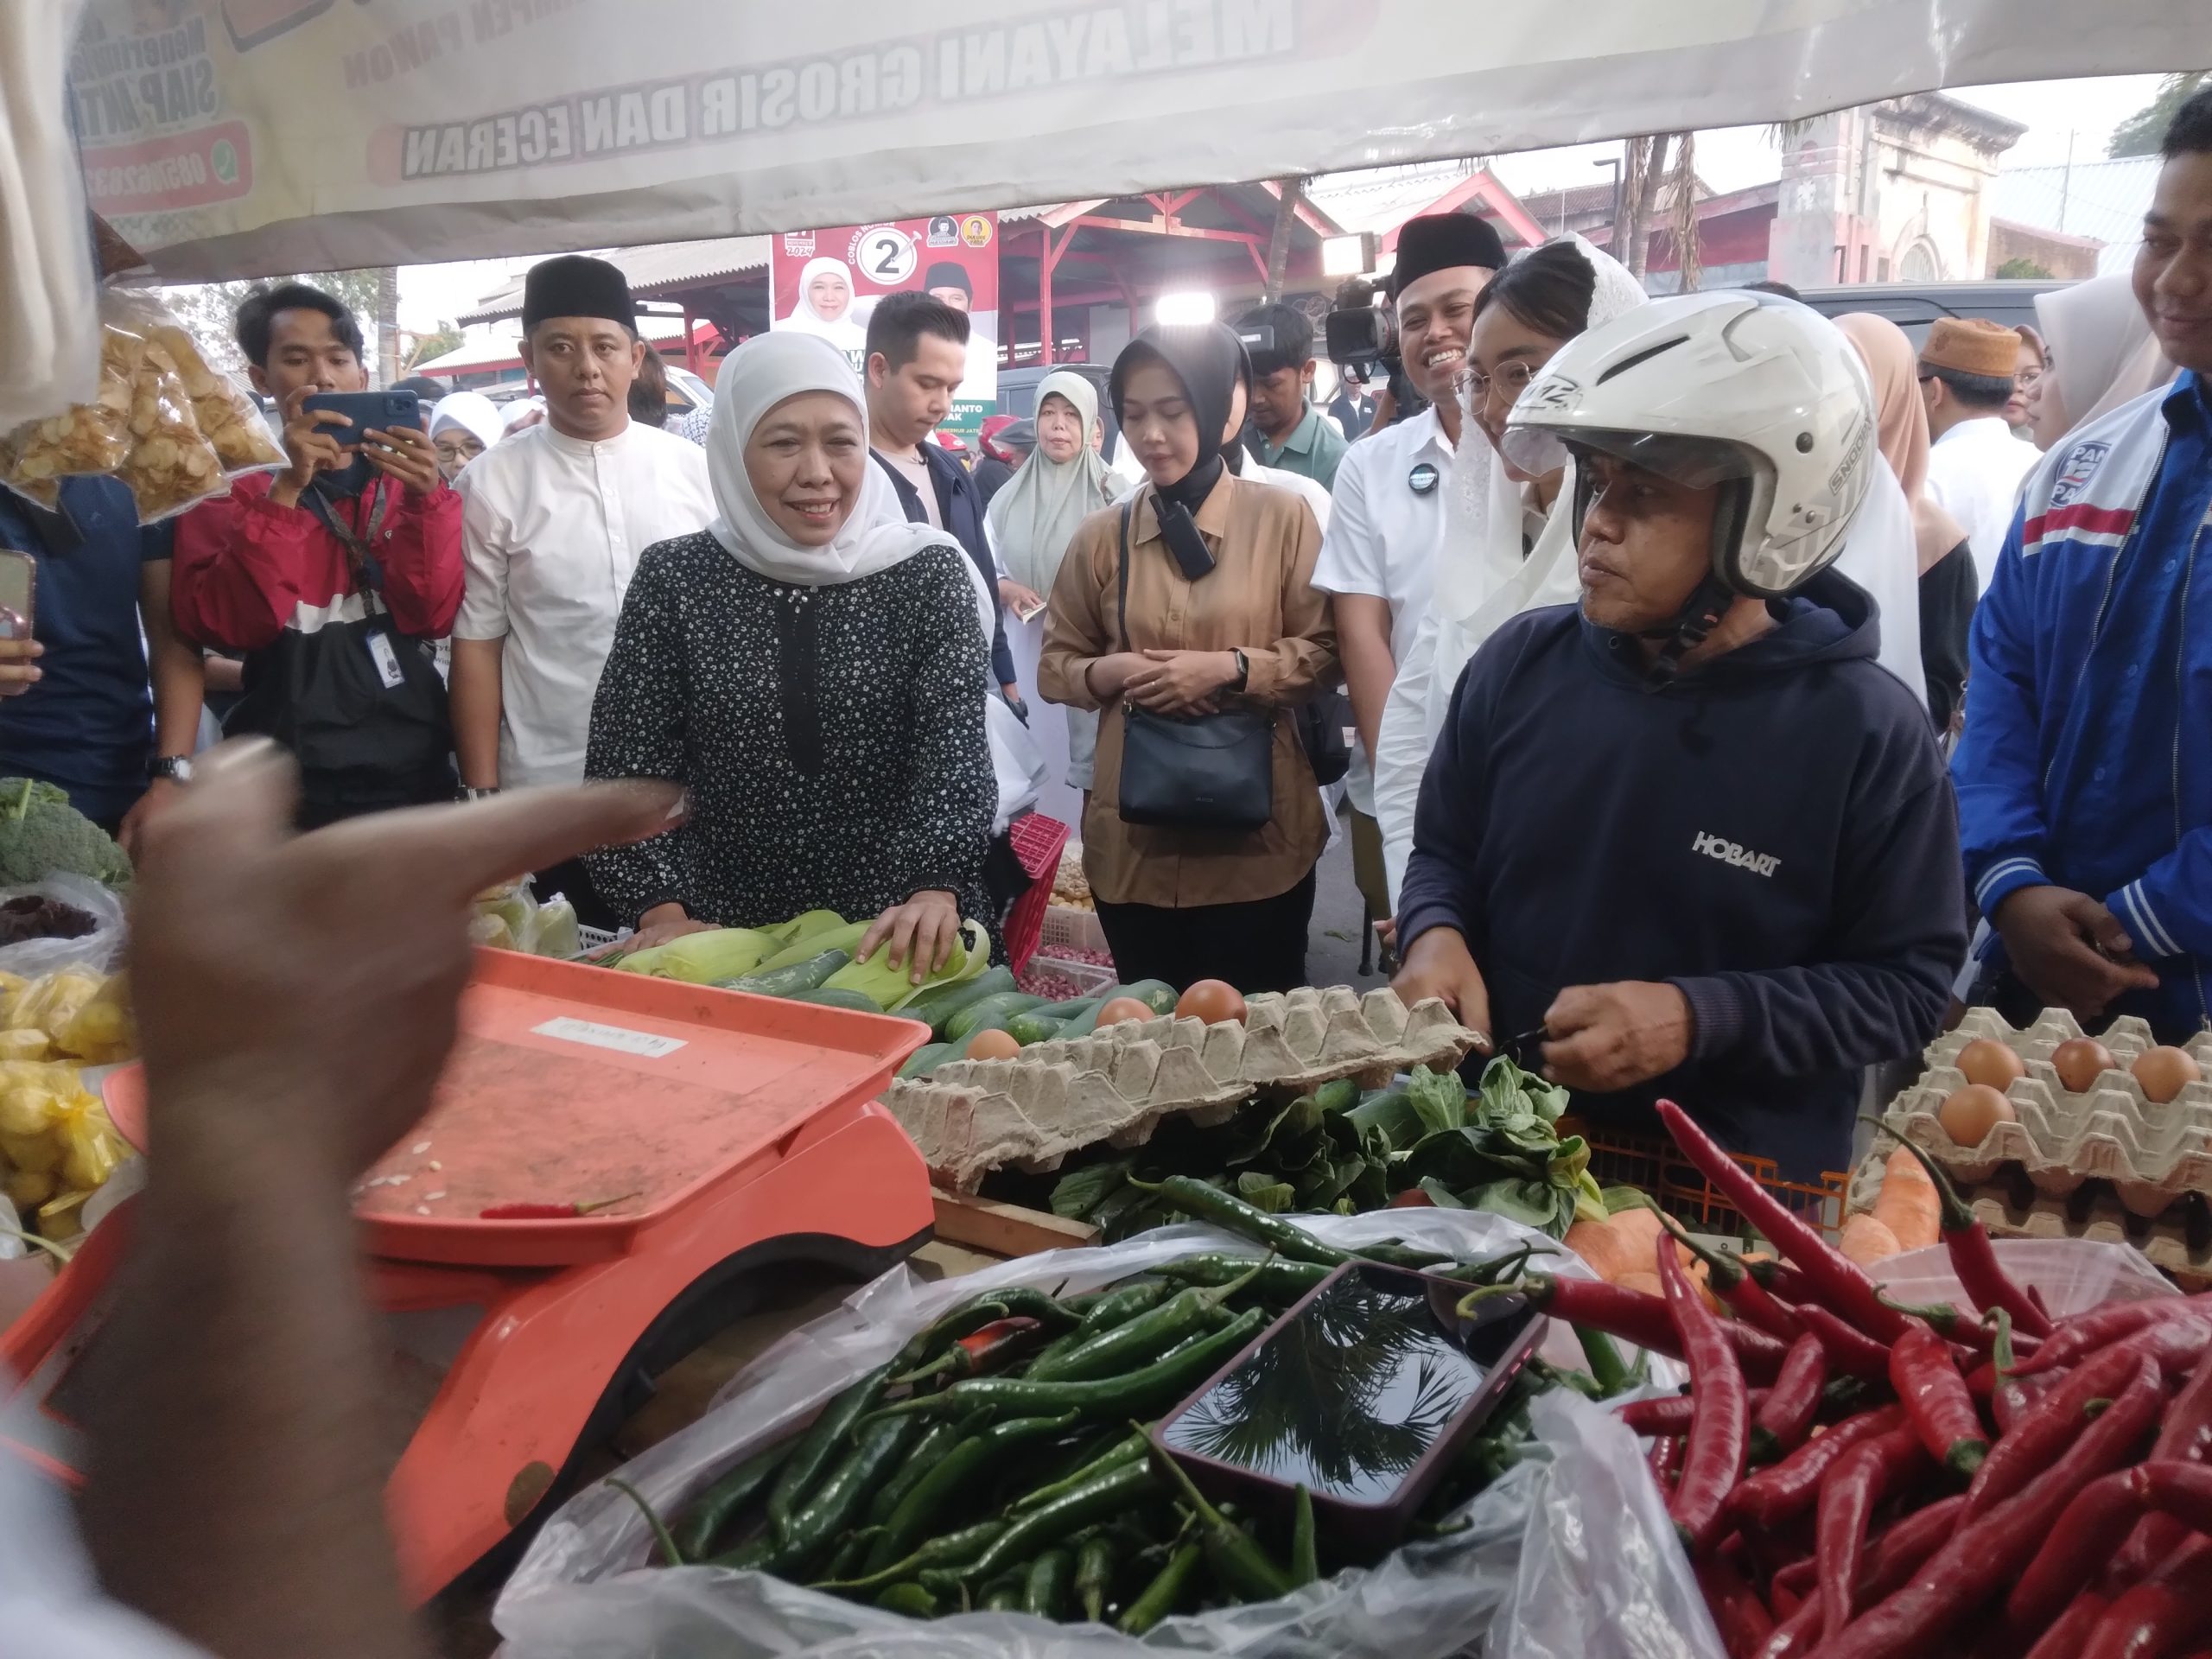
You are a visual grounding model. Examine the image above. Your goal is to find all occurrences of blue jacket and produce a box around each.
[875,444,1017,690]
[1398,573,1964,1179]
[1952,373,2212,1037]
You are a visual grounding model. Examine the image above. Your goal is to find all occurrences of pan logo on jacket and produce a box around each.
[2051,441,2112,507]
[1692,830,1780,879]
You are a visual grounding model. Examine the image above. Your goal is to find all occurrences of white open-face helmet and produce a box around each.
[1500,290,1876,600]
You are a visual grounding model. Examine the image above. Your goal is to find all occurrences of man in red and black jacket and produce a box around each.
[174,284,463,827]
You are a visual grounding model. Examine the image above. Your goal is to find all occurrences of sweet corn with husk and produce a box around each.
[614,927,778,984]
[55,971,131,1062]
[821,919,990,1011]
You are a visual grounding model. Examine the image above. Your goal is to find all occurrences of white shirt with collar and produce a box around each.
[1308,404,1453,814]
[454,418,714,788]
[1924,416,2038,594]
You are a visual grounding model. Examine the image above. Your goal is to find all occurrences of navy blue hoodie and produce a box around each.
[1397,572,1966,1179]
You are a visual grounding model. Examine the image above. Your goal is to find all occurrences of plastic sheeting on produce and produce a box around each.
[498,1209,1714,1659]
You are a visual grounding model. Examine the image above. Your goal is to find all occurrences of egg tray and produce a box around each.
[1880,1007,2212,1217]
[1847,1147,2211,1293]
[886,986,1479,1193]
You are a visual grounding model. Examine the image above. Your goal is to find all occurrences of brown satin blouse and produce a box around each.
[1038,470,1337,908]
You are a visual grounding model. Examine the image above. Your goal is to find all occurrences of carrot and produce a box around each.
[1871,1145,1941,1251]
[1566,1217,1645,1284]
[1616,1270,1665,1300]
[1840,1212,1904,1268]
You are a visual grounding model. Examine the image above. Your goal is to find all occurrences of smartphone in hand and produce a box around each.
[301,391,423,495]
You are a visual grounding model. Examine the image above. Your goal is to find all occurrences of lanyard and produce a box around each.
[302,480,391,595]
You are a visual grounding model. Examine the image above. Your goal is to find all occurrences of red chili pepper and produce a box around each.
[1697,1551,1777,1658]
[2005,1468,2146,1635]
[1657,1230,1749,1559]
[1729,1404,1908,1529]
[1623,1391,1773,1438]
[1655,1100,1910,1345]
[2024,1590,2112,1659]
[1883,1135,2052,1338]
[1505,1274,1788,1382]
[1649,1432,1684,1492]
[2012,1297,2205,1377]
[1810,1356,2164,1659]
[1794,1301,1897,1379]
[2109,1350,2212,1590]
[1741,1255,1819,1305]
[2136,1459,2212,1534]
[1656,1211,1807,1344]
[1966,1343,2145,1519]
[892,1315,1043,1384]
[1890,1320,1990,1478]
[1857,1491,1967,1605]
[1772,1556,1818,1600]
[1758,1592,1827,1659]
[1752,1334,1828,1463]
[2113,1312,2212,1376]
[1878,1291,2000,1356]
[1815,1428,1930,1639]
[2081,1534,2212,1659]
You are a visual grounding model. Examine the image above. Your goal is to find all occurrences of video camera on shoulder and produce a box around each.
[1324,278,1423,426]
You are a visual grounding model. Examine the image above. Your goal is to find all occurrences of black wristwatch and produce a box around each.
[1230,649,1250,692]
[147,754,193,784]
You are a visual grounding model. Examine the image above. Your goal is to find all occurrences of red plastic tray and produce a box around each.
[102,950,927,1268]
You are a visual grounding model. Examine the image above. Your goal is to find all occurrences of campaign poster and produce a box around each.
[770,213,998,439]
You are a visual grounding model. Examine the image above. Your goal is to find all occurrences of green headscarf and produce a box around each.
[984,370,1118,594]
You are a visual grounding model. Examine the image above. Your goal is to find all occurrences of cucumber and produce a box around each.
[945,992,1047,1044]
[1007,1007,1076,1046]
[754,920,870,976]
[786,987,885,1014]
[1035,994,1107,1018]
[1120,979,1180,1015]
[720,949,850,998]
[899,1041,957,1078]
[905,964,1017,1035]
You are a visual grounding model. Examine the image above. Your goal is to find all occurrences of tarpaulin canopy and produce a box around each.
[64,0,2211,282]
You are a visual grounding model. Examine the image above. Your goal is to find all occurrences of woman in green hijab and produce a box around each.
[987,370,1120,823]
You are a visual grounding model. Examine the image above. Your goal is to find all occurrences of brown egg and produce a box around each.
[1955,1038,2027,1091]
[1095,997,1154,1027]
[1175,979,1248,1025]
[966,1027,1023,1062]
[2050,1038,2117,1094]
[2132,1046,2203,1106]
[1938,1084,2016,1148]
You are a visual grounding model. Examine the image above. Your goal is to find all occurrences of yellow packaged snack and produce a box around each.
[55,972,132,1063]
[1,1130,62,1175]
[116,342,226,522]
[37,1187,89,1242]
[0,1030,50,1063]
[0,324,143,494]
[6,970,102,1039]
[3,1166,54,1210]
[55,1091,121,1192]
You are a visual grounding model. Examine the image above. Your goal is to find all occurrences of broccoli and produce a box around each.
[0,779,131,889]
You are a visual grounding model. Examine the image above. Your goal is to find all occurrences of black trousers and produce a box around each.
[1094,866,1318,995]
[532,855,620,933]
[296,768,454,832]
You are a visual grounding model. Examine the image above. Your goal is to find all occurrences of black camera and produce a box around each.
[1324,277,1422,424]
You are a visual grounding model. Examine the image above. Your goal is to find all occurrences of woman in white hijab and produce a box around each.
[2028,270,2177,451]
[583,330,999,978]
[779,256,867,359]
[985,370,1120,825]
[1371,238,1649,905]
[428,391,503,481]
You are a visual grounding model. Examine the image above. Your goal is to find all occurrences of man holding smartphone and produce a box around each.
[172,283,464,828]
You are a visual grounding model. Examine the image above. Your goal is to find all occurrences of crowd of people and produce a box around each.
[0,91,2203,1182]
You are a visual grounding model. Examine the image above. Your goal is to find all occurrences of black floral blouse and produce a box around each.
[584,533,996,936]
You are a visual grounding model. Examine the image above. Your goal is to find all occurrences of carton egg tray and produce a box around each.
[885,986,1479,1193]
[1883,1007,2212,1217]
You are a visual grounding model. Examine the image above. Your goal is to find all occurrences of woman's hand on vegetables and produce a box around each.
[1123,649,1240,715]
[618,905,719,956]
[861,889,963,983]
[1539,981,1693,1092]
[1391,927,1491,1049]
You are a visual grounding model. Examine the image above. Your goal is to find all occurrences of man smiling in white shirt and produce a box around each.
[450,255,714,925]
[1311,213,1504,938]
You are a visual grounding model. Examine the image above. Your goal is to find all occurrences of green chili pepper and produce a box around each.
[981,1582,1024,1613]
[705,1527,780,1571]
[602,1477,685,1567]
[866,1419,967,1527]
[1070,1280,1173,1336]
[818,1520,1007,1593]
[823,1527,880,1582]
[1147,1176,1348,1265]
[889,1303,1013,1376]
[962,1460,1164,1583]
[964,1285,1082,1332]
[775,1414,918,1572]
[1023,1548,1075,1618]
[671,1436,796,1560]
[915,1567,969,1604]
[1351,1241,1455,1269]
[867,1417,1076,1572]
[1076,1533,1117,1621]
[1011,1430,1151,1514]
[1159,1254,1333,1303]
[867,1309,1267,1426]
[893,1315,1047,1386]
[1575,1325,1631,1396]
[876,1581,938,1618]
[1028,1259,1264,1383]
[1117,1540,1203,1633]
[1290,1484,1318,1586]
[766,1363,893,1542]
[1144,1440,1295,1602]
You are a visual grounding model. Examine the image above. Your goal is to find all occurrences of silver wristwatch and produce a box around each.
[147,754,194,784]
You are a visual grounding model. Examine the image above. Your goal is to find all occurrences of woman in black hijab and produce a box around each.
[1037,324,1338,993]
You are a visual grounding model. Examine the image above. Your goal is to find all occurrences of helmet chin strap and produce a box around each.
[1636,575,1734,688]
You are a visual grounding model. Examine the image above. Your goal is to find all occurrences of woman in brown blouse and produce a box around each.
[1039,324,1337,993]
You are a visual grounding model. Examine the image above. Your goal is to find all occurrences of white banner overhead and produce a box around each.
[61,0,2212,280]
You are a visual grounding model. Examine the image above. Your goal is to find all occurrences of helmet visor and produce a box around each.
[1498,423,1756,491]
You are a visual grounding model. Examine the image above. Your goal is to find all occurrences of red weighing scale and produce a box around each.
[1,950,935,1603]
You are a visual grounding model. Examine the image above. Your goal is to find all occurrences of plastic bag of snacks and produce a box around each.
[103,289,284,477]
[0,324,142,506]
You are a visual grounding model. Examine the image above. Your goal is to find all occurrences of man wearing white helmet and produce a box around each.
[1394,292,1967,1178]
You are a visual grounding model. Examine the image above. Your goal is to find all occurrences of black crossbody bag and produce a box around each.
[1112,498,1274,832]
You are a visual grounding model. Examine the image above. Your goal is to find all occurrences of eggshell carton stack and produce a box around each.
[887,987,1478,1192]
[1880,1006,2212,1217]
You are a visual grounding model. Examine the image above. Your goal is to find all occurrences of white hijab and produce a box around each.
[2036,272,2177,444]
[428,391,503,454]
[706,330,950,588]
[985,370,1118,594]
[781,257,866,351]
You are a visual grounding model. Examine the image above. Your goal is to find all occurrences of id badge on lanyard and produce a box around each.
[305,482,404,690]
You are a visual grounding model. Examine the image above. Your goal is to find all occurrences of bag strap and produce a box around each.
[1115,497,1135,655]
[302,480,391,611]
